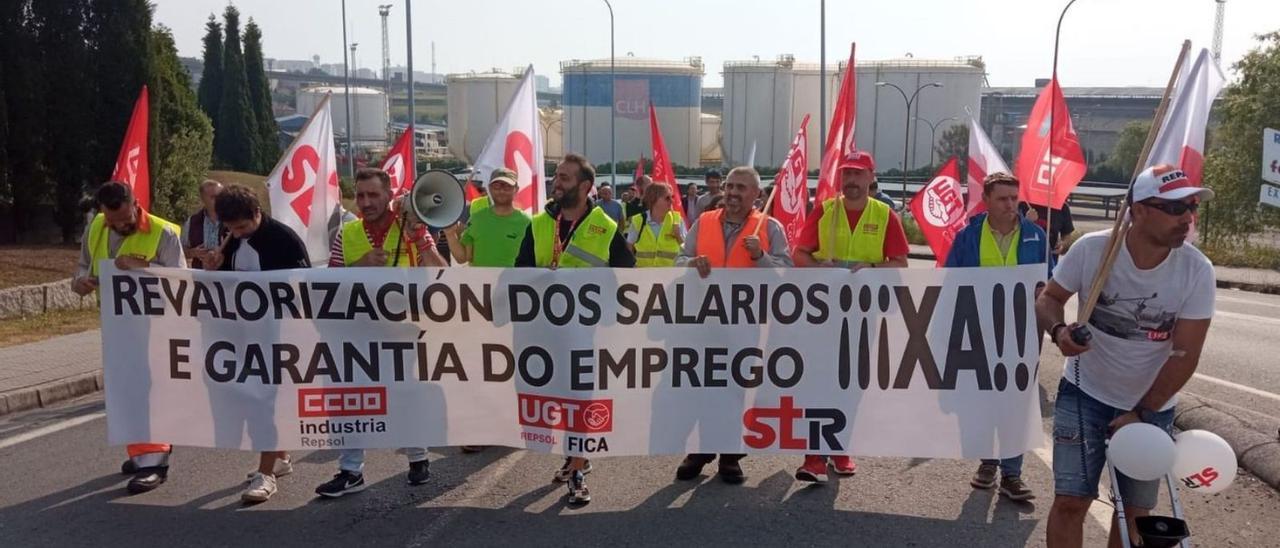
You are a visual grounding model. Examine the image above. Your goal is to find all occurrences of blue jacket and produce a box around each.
[944,213,1053,274]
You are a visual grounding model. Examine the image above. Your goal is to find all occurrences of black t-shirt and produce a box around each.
[1019,202,1075,250]
[514,205,635,268]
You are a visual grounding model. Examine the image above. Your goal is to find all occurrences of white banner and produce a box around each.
[100,264,1044,459]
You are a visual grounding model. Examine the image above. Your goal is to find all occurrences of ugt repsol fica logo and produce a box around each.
[518,393,613,453]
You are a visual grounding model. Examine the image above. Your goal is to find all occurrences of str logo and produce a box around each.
[1180,467,1221,490]
[742,396,845,451]
[518,393,613,433]
[298,387,387,418]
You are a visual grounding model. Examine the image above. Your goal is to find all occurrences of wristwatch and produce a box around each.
[1049,322,1068,343]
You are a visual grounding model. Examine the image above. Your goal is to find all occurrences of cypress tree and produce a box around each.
[214,5,257,172]
[149,26,212,221]
[87,0,154,183]
[34,0,95,242]
[0,0,49,236]
[196,14,223,143]
[243,18,279,174]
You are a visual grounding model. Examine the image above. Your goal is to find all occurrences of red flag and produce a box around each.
[648,102,686,222]
[909,157,967,266]
[769,114,811,245]
[1014,78,1086,209]
[112,86,150,210]
[817,44,857,203]
[634,156,645,183]
[1148,48,1224,186]
[381,125,417,198]
[464,180,483,203]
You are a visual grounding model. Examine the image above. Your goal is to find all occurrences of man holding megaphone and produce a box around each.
[1036,165,1216,548]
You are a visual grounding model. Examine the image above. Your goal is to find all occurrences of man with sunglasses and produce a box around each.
[1036,164,1216,547]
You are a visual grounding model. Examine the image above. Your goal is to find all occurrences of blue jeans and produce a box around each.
[981,455,1024,478]
[338,447,429,473]
[1051,378,1175,510]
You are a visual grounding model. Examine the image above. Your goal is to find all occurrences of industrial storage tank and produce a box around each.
[721,57,839,168]
[561,57,703,171]
[297,86,388,142]
[541,108,564,162]
[854,57,985,172]
[700,113,722,165]
[446,71,521,163]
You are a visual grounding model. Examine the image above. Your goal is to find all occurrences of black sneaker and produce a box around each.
[407,460,431,486]
[315,471,366,498]
[126,467,167,494]
[553,457,592,482]
[567,470,591,505]
[718,458,745,485]
[675,454,714,481]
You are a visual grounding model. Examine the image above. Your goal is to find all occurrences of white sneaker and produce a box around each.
[242,472,278,503]
[245,458,293,481]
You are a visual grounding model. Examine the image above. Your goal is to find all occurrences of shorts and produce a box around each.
[1051,378,1175,510]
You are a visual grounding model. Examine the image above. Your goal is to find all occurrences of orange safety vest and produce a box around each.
[695,209,771,268]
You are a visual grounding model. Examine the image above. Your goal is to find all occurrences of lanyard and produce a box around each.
[551,210,588,268]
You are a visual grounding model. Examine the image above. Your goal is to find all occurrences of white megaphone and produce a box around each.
[404,169,465,228]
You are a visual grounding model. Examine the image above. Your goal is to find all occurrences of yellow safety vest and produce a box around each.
[470,197,490,217]
[87,212,180,276]
[629,210,682,267]
[532,207,617,268]
[340,218,414,266]
[978,218,1021,267]
[814,197,889,266]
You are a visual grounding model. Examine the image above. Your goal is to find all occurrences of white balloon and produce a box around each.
[1108,423,1176,481]
[1171,430,1237,495]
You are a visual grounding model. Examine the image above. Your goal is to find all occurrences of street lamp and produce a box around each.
[875,81,942,207]
[341,0,354,177]
[603,0,615,186]
[913,116,960,168]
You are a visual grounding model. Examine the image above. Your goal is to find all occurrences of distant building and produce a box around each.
[273,59,318,73]
[535,74,550,93]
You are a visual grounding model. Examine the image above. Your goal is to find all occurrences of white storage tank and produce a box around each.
[541,108,564,162]
[854,57,985,172]
[297,86,388,142]
[560,57,703,172]
[700,113,722,165]
[446,71,521,163]
[721,57,839,169]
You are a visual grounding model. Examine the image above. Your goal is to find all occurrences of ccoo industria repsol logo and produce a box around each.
[296,387,388,447]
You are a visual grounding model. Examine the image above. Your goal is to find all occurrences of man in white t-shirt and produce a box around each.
[1036,165,1215,548]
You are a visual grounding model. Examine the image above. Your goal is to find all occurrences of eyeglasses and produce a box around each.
[1140,199,1198,216]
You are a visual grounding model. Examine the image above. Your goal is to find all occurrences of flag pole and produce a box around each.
[1077,40,1190,322]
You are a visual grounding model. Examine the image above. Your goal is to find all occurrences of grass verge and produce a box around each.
[0,308,100,349]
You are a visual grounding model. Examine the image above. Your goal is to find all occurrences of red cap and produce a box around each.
[838,150,876,172]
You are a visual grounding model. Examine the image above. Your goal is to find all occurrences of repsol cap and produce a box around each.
[1131,164,1214,202]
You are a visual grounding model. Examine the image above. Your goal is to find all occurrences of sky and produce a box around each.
[152,0,1280,88]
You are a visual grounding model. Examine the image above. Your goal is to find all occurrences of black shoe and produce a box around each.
[675,454,714,481]
[407,460,431,486]
[126,467,167,494]
[120,459,138,475]
[315,471,366,498]
[567,470,591,505]
[718,458,746,485]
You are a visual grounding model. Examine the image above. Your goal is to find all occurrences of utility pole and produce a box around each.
[1212,0,1226,63]
[378,4,392,96]
[341,0,355,176]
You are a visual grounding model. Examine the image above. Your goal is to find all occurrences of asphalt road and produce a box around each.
[1,281,1278,547]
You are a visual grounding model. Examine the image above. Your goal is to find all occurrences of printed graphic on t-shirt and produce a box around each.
[1089,291,1177,342]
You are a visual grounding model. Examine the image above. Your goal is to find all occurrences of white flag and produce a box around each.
[967,118,1010,216]
[266,93,340,266]
[472,65,546,214]
[1147,47,1226,186]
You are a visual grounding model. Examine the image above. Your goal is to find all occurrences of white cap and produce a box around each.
[1131,164,1214,203]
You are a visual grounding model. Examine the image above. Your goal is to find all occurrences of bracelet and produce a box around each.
[1049,322,1067,342]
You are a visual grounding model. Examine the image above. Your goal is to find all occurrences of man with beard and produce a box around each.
[71,181,186,494]
[792,150,909,484]
[514,152,635,506]
[1039,165,1215,547]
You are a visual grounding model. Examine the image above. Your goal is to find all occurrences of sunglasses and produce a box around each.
[1140,199,1198,216]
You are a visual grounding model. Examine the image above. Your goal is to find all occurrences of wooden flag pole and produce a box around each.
[753,183,780,238]
[1077,40,1190,323]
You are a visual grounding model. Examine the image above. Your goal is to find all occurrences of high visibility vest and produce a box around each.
[340,218,415,266]
[531,207,617,268]
[978,218,1021,267]
[469,197,490,217]
[814,198,889,266]
[630,210,682,267]
[695,209,771,268]
[87,212,180,277]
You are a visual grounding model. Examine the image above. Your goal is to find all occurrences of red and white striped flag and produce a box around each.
[1147,47,1225,186]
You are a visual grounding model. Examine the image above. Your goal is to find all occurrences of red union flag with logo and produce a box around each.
[909,157,966,265]
[266,93,340,266]
[112,86,150,210]
[817,44,857,203]
[472,65,545,214]
[769,114,811,245]
[648,101,686,223]
[382,126,417,198]
[1014,78,1086,209]
[1147,48,1225,186]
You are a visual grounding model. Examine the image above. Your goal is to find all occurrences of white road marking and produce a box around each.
[1215,310,1280,326]
[1192,373,1280,403]
[0,412,105,451]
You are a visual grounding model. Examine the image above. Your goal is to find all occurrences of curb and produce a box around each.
[1174,393,1280,491]
[0,370,104,417]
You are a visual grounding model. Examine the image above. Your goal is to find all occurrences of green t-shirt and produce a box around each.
[461,207,532,267]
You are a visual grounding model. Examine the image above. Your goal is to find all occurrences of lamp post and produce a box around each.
[341,0,355,177]
[603,0,615,185]
[875,81,942,207]
[913,116,960,168]
[1047,0,1080,265]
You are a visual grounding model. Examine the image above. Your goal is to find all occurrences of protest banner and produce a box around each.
[100,264,1043,459]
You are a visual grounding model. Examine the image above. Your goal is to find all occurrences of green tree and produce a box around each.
[196,14,223,145]
[0,1,49,237]
[149,26,212,221]
[1202,31,1280,243]
[934,122,969,176]
[243,18,279,173]
[1105,120,1150,180]
[214,5,257,172]
[35,0,96,242]
[88,0,155,181]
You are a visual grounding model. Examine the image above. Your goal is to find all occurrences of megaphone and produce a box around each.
[403,169,465,228]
